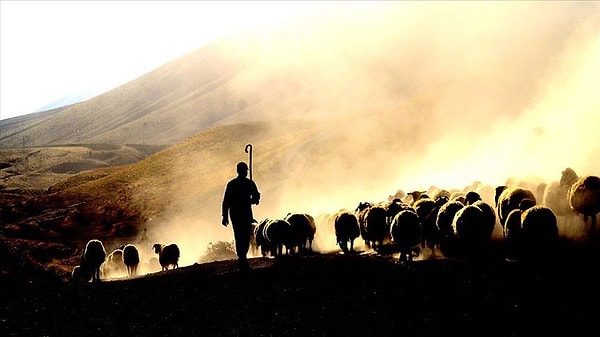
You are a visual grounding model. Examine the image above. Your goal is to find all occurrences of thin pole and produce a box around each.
[245,143,253,181]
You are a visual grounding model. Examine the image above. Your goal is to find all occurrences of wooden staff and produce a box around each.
[245,143,253,181]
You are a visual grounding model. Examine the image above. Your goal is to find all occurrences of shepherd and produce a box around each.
[221,144,261,272]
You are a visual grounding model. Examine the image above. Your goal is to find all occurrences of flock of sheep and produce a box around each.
[249,167,599,264]
[72,167,599,282]
[72,241,180,283]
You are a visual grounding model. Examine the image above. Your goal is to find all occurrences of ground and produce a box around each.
[2,244,599,337]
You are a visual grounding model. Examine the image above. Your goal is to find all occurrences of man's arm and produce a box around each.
[221,186,229,226]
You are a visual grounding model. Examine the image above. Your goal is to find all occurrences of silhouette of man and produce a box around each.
[222,161,260,271]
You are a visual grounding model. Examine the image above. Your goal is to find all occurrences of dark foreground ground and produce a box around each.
[2,242,600,337]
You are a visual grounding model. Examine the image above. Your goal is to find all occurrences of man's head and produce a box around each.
[236,161,249,175]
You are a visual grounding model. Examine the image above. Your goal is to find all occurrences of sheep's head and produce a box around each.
[152,243,163,254]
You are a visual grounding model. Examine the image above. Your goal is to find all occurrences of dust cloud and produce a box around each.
[147,2,600,265]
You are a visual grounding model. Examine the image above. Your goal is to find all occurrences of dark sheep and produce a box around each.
[390,209,422,263]
[382,198,412,225]
[334,210,360,254]
[472,199,497,239]
[81,239,106,282]
[520,205,559,260]
[122,244,140,277]
[568,175,600,236]
[451,204,493,258]
[260,218,291,257]
[252,219,269,257]
[413,197,445,257]
[503,198,536,260]
[362,205,390,251]
[71,265,92,283]
[355,201,373,247]
[152,243,180,271]
[284,213,317,254]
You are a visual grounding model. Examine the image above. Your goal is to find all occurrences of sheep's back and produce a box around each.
[334,211,360,241]
[122,244,140,267]
[568,175,600,215]
[83,239,106,268]
[390,209,421,248]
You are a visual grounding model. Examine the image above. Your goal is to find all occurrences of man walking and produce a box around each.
[222,161,260,271]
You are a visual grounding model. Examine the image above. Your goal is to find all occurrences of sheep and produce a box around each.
[472,199,497,239]
[361,205,390,252]
[71,265,92,283]
[381,198,412,225]
[261,218,291,257]
[520,205,559,260]
[284,213,317,254]
[503,198,535,261]
[436,200,464,239]
[80,239,106,282]
[568,175,600,236]
[152,243,180,271]
[355,201,373,247]
[390,209,422,263]
[413,196,446,257]
[100,246,126,278]
[542,168,580,230]
[451,203,494,259]
[495,185,537,236]
[252,219,269,257]
[334,210,360,254]
[122,244,140,277]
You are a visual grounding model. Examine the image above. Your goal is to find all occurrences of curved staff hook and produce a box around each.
[245,143,253,181]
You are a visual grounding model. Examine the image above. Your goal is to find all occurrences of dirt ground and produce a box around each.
[2,244,600,337]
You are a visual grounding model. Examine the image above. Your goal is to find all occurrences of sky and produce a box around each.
[0,0,328,120]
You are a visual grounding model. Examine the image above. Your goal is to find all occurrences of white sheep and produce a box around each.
[152,243,180,271]
[568,175,600,236]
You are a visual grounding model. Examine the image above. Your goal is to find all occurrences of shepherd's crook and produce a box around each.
[245,143,253,181]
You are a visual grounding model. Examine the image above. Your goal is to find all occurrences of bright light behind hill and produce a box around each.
[0,0,346,120]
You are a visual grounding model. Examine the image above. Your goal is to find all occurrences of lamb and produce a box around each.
[122,244,140,277]
[568,175,600,236]
[71,265,92,283]
[152,243,180,271]
[100,246,126,278]
[390,209,422,263]
[81,239,106,282]
[334,210,360,254]
[495,185,537,236]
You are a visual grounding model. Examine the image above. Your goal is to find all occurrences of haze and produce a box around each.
[133,2,600,267]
